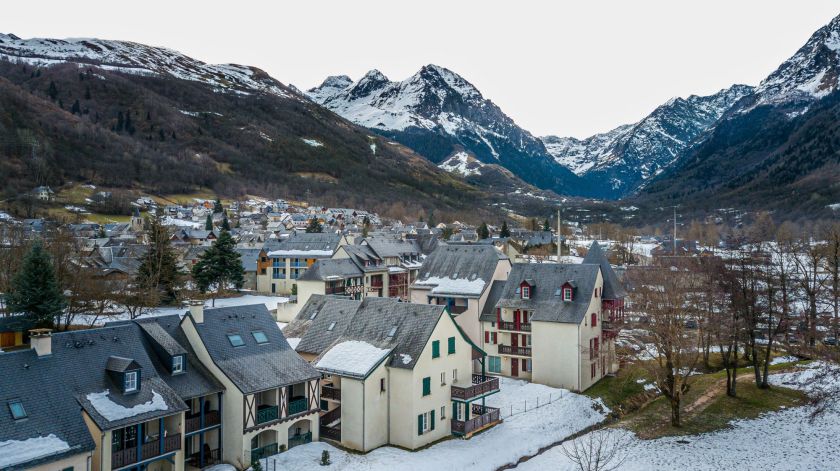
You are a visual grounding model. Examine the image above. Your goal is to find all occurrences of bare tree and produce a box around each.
[791,237,829,347]
[561,429,635,471]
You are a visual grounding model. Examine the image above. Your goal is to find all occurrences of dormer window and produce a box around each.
[124,371,139,392]
[563,288,573,301]
[172,355,185,374]
[8,399,26,420]
[522,286,530,299]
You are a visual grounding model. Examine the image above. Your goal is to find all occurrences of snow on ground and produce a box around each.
[0,434,71,468]
[438,151,483,176]
[286,337,301,349]
[517,362,840,470]
[261,377,606,471]
[74,294,289,325]
[315,341,391,377]
[769,355,799,365]
[86,390,168,421]
[301,138,324,147]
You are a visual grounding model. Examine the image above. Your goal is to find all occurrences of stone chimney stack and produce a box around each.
[189,300,205,324]
[29,329,53,357]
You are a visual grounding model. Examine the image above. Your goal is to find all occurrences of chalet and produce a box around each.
[32,185,55,201]
[334,237,423,300]
[479,242,625,391]
[284,296,500,451]
[410,245,511,347]
[256,233,346,295]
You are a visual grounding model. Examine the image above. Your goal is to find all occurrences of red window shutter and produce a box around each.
[485,331,490,343]
[492,332,497,344]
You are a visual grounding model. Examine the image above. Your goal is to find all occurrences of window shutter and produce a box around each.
[432,340,440,358]
[418,414,423,435]
[448,337,455,354]
[431,409,436,431]
[422,377,431,396]
[485,331,490,343]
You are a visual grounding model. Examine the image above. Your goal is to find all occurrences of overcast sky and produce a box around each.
[5,1,839,137]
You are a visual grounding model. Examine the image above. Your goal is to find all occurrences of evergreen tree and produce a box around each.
[221,212,231,231]
[205,214,213,230]
[213,198,223,213]
[136,212,181,304]
[427,210,436,228]
[305,218,323,233]
[47,81,58,101]
[477,222,490,240]
[362,215,371,238]
[500,221,511,238]
[543,218,551,232]
[6,241,66,329]
[71,99,81,114]
[192,230,244,306]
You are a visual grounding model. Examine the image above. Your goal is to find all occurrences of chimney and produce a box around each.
[189,300,205,324]
[29,329,52,357]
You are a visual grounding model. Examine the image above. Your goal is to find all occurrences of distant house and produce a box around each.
[256,233,347,295]
[32,185,54,201]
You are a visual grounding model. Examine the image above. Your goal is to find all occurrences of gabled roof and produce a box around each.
[412,245,508,298]
[497,263,600,324]
[582,241,627,299]
[267,232,341,258]
[105,356,141,372]
[235,247,263,271]
[187,304,319,394]
[478,280,507,323]
[286,296,448,378]
[363,237,422,258]
[297,258,363,282]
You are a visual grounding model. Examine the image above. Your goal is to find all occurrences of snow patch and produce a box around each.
[316,341,391,377]
[0,435,71,468]
[286,337,301,349]
[414,276,486,296]
[86,389,168,421]
[301,138,324,147]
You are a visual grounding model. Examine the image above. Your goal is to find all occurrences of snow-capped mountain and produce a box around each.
[306,65,580,194]
[0,33,295,98]
[438,151,484,177]
[541,84,753,198]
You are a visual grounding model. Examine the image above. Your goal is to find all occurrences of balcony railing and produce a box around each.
[320,424,341,441]
[451,404,501,436]
[498,344,531,356]
[498,321,531,332]
[112,433,181,468]
[185,410,221,433]
[320,406,341,427]
[322,385,341,401]
[256,405,279,425]
[451,375,500,401]
[186,448,221,468]
[288,397,308,416]
[288,431,312,449]
[250,443,278,464]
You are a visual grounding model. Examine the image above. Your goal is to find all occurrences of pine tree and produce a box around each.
[47,81,58,101]
[7,241,66,329]
[305,218,323,233]
[500,221,511,238]
[362,215,371,238]
[427,210,436,228]
[71,99,81,114]
[320,450,331,466]
[192,230,244,306]
[221,212,231,231]
[136,212,181,304]
[477,222,490,240]
[205,214,213,230]
[543,218,551,232]
[213,198,223,213]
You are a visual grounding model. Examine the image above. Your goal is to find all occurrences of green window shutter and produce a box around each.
[432,340,440,358]
[431,409,436,431]
[452,402,457,420]
[448,336,455,354]
[418,414,423,435]
[422,377,431,396]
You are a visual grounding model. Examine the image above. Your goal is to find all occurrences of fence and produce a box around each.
[496,390,567,420]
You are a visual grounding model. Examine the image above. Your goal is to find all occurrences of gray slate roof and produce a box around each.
[297,258,363,282]
[236,248,263,272]
[413,245,508,297]
[497,263,600,324]
[582,241,627,299]
[189,304,319,394]
[479,280,507,323]
[286,296,447,377]
[269,232,341,256]
[363,237,422,258]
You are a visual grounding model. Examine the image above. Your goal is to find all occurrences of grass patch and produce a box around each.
[584,365,649,410]
[54,184,95,205]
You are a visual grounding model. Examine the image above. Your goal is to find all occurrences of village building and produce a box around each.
[256,233,347,295]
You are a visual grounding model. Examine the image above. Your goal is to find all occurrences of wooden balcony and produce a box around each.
[451,375,500,401]
[451,404,501,437]
[498,344,531,357]
[322,384,341,401]
[497,321,531,332]
[112,434,181,468]
[185,410,221,433]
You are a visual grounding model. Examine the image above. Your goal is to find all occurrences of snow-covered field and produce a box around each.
[516,362,840,470]
[260,378,606,471]
[74,294,289,325]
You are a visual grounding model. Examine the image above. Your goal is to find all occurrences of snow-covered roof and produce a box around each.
[0,434,71,469]
[86,389,169,422]
[315,340,392,378]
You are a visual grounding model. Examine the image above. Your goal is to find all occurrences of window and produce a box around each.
[327,322,336,331]
[380,378,386,392]
[563,287,572,301]
[432,340,440,358]
[447,336,455,354]
[441,406,446,420]
[309,310,319,320]
[124,371,138,392]
[523,359,531,372]
[422,377,431,396]
[441,372,446,385]
[321,400,328,411]
[227,334,245,347]
[522,286,530,299]
[61,467,74,471]
[591,363,596,379]
[172,355,184,374]
[417,410,435,435]
[488,356,501,373]
[8,400,26,420]
[387,326,397,337]
[452,369,458,383]
[252,331,269,344]
[591,313,598,328]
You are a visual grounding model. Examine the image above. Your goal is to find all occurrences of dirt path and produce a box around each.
[683,373,753,416]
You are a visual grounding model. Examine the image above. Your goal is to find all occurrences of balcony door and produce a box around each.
[511,357,518,377]
[513,310,521,329]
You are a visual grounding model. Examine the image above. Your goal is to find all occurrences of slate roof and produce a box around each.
[478,280,507,323]
[188,304,319,394]
[363,237,422,258]
[341,245,388,273]
[582,241,627,299]
[284,295,364,355]
[297,258,363,282]
[0,324,189,464]
[497,263,600,324]
[235,248,263,272]
[267,232,341,257]
[286,296,447,377]
[413,245,508,297]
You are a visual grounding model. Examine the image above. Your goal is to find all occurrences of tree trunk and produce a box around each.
[670,396,681,427]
